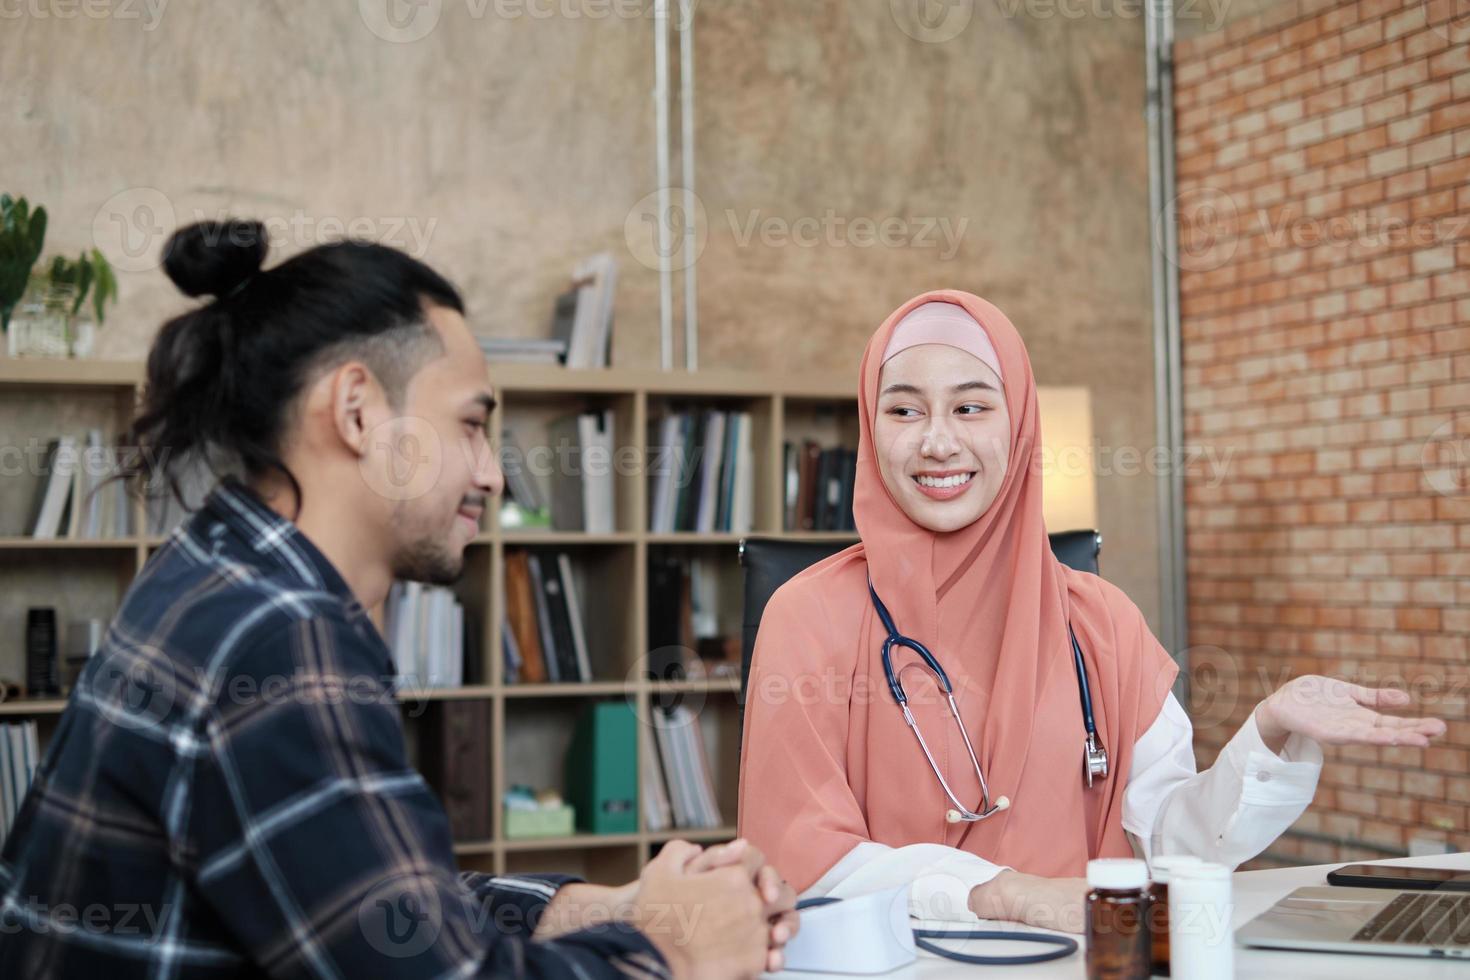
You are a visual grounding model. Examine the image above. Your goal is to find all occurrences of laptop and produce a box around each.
[1237,885,1470,958]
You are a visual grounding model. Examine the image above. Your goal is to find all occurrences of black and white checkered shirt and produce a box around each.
[0,477,668,979]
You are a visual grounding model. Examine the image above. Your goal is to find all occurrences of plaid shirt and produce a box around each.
[0,478,669,979]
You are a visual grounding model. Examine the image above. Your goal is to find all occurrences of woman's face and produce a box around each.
[873,343,1011,533]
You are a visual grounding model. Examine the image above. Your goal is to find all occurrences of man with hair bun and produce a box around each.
[0,221,797,980]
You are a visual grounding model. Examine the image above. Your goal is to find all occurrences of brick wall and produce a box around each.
[1174,0,1470,865]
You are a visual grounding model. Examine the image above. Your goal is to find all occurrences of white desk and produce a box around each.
[771,852,1470,978]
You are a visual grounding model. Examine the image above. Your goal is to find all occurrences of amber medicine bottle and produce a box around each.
[1085,858,1151,980]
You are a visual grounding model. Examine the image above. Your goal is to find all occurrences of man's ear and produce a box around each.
[329,362,385,458]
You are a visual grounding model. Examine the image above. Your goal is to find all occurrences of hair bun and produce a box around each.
[162,220,268,299]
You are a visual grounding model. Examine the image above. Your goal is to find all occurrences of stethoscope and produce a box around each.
[868,579,1109,824]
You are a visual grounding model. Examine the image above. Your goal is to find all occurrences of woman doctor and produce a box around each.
[738,290,1446,932]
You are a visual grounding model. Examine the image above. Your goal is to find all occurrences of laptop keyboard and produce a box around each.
[1352,892,1470,946]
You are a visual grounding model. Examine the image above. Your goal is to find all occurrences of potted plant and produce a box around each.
[44,250,118,356]
[0,195,47,332]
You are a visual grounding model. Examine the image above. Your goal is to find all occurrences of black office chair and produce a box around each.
[736,529,1102,712]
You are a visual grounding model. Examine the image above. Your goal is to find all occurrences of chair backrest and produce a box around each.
[737,529,1101,710]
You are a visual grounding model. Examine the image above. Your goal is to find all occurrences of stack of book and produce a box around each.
[648,409,755,533]
[0,720,39,844]
[503,550,594,684]
[647,553,738,678]
[783,441,857,532]
[547,410,616,533]
[642,706,722,831]
[25,432,133,539]
[384,583,472,690]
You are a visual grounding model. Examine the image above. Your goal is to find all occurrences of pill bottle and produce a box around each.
[1146,854,1204,976]
[1085,857,1151,980]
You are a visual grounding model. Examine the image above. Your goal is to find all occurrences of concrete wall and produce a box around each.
[3,0,1164,629]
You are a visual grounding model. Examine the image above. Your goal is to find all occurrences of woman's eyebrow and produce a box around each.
[880,381,997,397]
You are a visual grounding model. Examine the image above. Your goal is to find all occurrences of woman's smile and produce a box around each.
[912,469,976,500]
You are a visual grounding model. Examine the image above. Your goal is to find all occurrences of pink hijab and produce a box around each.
[738,289,1178,891]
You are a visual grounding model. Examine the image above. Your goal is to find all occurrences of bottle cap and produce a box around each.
[1172,861,1230,881]
[1087,858,1148,890]
[1149,854,1204,883]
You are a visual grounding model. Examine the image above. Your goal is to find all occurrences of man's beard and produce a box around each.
[392,536,463,585]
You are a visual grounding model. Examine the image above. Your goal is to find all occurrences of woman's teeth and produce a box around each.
[915,472,973,489]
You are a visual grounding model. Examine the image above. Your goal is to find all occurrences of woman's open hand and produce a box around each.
[1256,675,1446,754]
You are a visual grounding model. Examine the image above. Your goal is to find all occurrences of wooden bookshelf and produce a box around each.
[0,358,860,883]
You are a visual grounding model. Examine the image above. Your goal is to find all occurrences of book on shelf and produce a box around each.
[546,410,615,534]
[650,705,722,830]
[647,409,754,534]
[25,431,133,540]
[25,608,59,699]
[565,252,618,369]
[384,582,467,691]
[0,720,40,844]
[646,552,739,676]
[564,701,638,835]
[478,337,568,365]
[417,700,491,841]
[640,728,674,833]
[505,550,593,684]
[784,440,856,532]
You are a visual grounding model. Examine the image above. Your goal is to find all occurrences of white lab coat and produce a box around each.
[800,695,1323,921]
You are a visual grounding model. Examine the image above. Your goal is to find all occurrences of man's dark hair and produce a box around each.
[120,219,464,510]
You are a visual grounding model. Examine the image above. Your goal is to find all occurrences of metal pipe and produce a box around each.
[679,0,698,371]
[1145,0,1188,669]
[654,0,674,371]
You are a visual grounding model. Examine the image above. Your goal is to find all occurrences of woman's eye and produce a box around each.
[957,404,991,415]
[887,406,921,418]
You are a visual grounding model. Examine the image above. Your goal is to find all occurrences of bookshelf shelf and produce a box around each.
[502,682,633,699]
[645,826,737,844]
[1,360,863,884]
[0,698,67,717]
[501,531,637,546]
[501,832,643,852]
[0,538,143,550]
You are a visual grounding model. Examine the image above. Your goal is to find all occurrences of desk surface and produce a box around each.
[770,852,1470,978]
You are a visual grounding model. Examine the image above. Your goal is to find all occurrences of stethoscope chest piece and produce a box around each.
[1084,732,1109,787]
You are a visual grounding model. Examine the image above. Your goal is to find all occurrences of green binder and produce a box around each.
[564,701,639,835]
